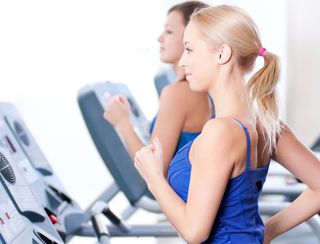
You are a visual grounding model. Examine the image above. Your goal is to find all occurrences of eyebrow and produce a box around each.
[165,24,175,28]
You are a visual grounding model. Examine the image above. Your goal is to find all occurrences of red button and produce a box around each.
[49,214,58,224]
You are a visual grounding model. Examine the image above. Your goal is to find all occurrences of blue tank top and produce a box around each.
[167,119,270,243]
[149,95,215,153]
[149,116,200,153]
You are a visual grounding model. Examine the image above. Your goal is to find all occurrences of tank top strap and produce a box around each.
[149,114,158,134]
[208,94,215,118]
[233,119,251,170]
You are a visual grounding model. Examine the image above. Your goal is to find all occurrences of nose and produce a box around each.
[178,51,187,67]
[158,32,164,43]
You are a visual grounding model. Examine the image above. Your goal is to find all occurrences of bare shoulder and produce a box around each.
[161,81,207,105]
[196,119,244,156]
[190,118,244,168]
[201,118,243,142]
[159,81,193,108]
[161,81,191,97]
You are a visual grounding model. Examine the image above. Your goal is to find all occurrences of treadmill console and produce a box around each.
[0,145,63,244]
[0,103,84,242]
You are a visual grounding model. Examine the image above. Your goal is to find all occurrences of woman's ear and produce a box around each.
[217,44,232,64]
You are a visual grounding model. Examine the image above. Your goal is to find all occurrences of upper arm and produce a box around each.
[151,85,188,176]
[185,120,236,240]
[273,122,320,191]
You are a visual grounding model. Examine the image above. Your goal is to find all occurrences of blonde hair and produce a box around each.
[191,5,281,153]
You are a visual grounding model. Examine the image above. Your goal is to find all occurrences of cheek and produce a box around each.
[170,36,184,54]
[191,60,215,89]
[166,32,182,47]
[201,64,215,84]
[190,56,206,76]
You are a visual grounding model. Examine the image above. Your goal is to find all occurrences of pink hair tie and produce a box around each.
[258,48,267,56]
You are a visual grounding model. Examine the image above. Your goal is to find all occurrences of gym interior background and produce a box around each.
[0,0,319,243]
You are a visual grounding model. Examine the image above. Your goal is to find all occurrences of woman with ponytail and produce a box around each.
[134,4,320,244]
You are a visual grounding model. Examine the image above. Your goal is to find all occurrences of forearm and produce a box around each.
[148,177,192,241]
[116,120,144,160]
[265,188,320,240]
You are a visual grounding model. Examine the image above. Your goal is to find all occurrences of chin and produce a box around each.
[159,56,166,63]
[159,52,169,61]
[161,57,172,64]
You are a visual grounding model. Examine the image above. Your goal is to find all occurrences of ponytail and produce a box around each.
[247,51,281,153]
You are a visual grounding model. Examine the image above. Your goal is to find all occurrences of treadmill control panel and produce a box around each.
[0,146,63,244]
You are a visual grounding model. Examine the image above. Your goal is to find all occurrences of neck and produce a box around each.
[209,65,253,121]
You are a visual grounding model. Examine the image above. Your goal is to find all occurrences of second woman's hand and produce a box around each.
[103,95,130,128]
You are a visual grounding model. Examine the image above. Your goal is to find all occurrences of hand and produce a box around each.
[134,137,164,187]
[103,95,130,128]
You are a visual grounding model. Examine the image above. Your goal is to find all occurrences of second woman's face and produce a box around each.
[158,11,185,65]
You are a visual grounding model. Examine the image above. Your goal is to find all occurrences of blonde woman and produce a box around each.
[134,5,320,244]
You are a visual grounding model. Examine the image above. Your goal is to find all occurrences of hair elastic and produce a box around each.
[258,48,267,57]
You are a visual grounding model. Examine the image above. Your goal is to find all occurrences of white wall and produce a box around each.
[287,0,320,145]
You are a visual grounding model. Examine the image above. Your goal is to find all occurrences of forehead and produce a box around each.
[165,10,185,27]
[183,22,202,44]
